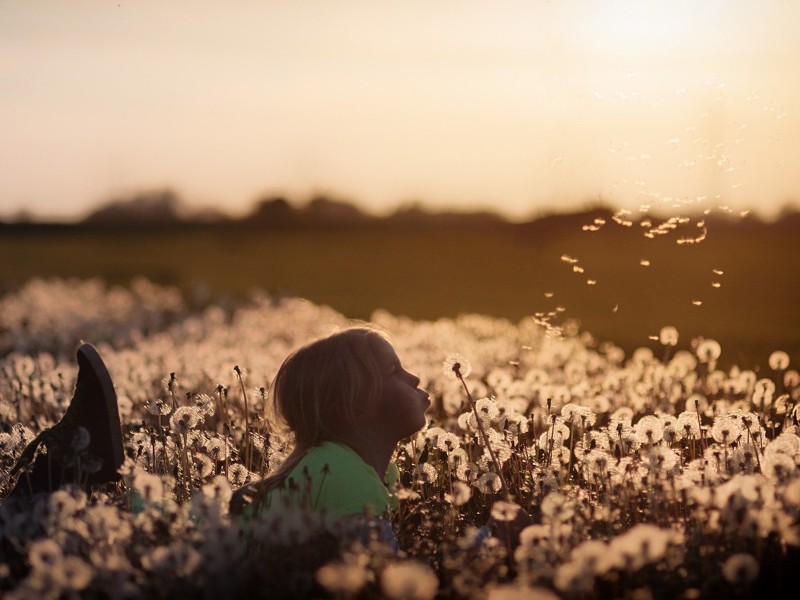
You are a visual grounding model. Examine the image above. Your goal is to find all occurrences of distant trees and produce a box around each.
[83,189,185,225]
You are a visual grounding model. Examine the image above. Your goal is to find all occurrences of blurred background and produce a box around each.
[2,1,799,368]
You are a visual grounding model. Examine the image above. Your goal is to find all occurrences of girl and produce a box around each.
[230,326,431,532]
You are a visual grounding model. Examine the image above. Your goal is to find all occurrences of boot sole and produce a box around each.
[77,343,124,483]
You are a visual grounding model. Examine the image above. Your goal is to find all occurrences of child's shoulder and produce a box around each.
[291,441,375,483]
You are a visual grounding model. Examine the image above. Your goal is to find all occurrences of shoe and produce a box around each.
[8,343,124,494]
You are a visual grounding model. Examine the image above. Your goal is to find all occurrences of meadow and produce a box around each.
[2,208,800,369]
[1,209,799,598]
[0,274,798,599]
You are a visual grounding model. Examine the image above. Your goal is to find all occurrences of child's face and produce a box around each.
[369,337,430,442]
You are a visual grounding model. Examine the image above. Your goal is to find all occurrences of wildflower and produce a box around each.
[768,350,790,371]
[317,559,369,597]
[205,437,230,461]
[518,524,551,548]
[381,560,438,600]
[52,555,93,591]
[571,539,613,575]
[145,399,172,416]
[475,397,500,423]
[170,406,201,435]
[489,584,560,600]
[491,500,522,522]
[659,326,679,346]
[193,454,215,479]
[500,413,529,436]
[561,403,596,426]
[445,481,472,506]
[554,560,594,594]
[193,393,215,417]
[423,426,446,448]
[414,462,438,484]
[696,339,722,363]
[764,432,800,459]
[677,410,701,438]
[609,524,671,570]
[541,492,574,522]
[752,379,775,408]
[721,553,759,585]
[584,450,612,476]
[762,452,796,484]
[443,353,472,380]
[227,463,251,486]
[455,462,479,484]
[645,446,679,473]
[711,415,742,445]
[28,538,63,571]
[784,478,800,509]
[133,471,164,503]
[634,415,664,445]
[475,471,502,494]
[202,475,233,504]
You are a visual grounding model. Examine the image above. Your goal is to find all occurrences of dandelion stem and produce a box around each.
[235,366,252,471]
[455,369,510,499]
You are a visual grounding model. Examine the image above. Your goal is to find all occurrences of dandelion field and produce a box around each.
[1,274,799,600]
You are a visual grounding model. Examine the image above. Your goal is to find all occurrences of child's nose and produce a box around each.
[408,371,421,387]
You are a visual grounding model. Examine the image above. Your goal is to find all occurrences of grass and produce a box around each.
[2,217,799,369]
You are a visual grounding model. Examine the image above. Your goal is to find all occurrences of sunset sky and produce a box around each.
[2,0,799,221]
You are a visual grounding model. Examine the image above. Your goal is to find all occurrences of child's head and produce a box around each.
[272,326,429,451]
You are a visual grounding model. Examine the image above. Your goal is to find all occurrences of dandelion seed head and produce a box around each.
[475,471,502,494]
[443,353,471,380]
[381,560,438,600]
[634,415,664,445]
[317,560,368,596]
[133,471,164,503]
[28,538,63,571]
[487,584,560,600]
[52,555,93,591]
[169,406,201,434]
[768,351,790,371]
[659,326,679,347]
[721,553,759,585]
[145,399,172,416]
[696,339,722,362]
[490,500,522,522]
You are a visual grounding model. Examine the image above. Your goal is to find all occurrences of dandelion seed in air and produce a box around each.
[612,304,619,313]
[573,266,584,273]
[713,269,724,275]
[692,300,703,306]
[561,255,579,264]
[712,282,721,288]
[544,292,554,298]
[587,279,597,285]
[640,259,650,267]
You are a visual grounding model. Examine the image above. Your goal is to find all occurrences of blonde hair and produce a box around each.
[248,326,389,502]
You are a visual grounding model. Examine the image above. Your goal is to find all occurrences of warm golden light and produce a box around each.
[0,0,798,221]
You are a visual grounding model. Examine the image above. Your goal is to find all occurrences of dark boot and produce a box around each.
[8,343,124,496]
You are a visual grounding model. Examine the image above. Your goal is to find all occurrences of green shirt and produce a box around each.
[277,441,398,520]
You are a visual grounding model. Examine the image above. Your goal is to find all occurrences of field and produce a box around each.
[2,210,800,369]
[1,212,799,598]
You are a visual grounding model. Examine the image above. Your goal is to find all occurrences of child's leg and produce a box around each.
[7,343,124,497]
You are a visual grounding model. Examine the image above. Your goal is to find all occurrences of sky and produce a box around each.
[2,0,799,222]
